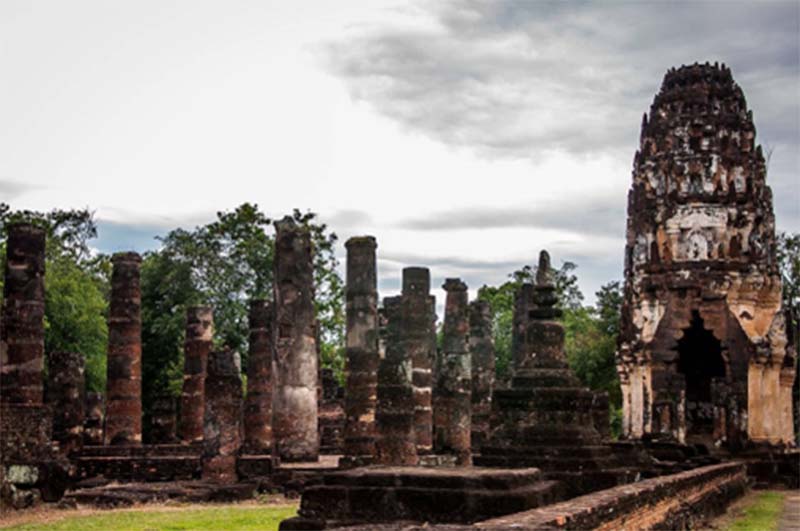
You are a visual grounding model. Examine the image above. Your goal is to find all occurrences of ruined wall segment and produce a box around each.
[203,348,243,483]
[434,278,472,465]
[469,299,495,451]
[243,299,273,454]
[402,267,435,456]
[179,306,213,444]
[618,63,794,447]
[375,296,418,465]
[104,252,143,445]
[272,217,319,461]
[47,351,85,454]
[342,236,379,461]
[1,223,46,406]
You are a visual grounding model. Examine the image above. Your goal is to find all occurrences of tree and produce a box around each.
[776,232,799,441]
[0,204,110,393]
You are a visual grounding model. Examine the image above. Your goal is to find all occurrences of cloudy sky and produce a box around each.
[2,1,798,312]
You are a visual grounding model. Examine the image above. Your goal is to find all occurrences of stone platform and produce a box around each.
[279,466,564,530]
[63,480,257,508]
[76,444,202,482]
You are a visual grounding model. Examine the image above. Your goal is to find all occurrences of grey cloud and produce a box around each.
[397,195,626,238]
[322,1,798,161]
[0,180,37,201]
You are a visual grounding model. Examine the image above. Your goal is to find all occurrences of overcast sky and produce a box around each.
[2,1,798,313]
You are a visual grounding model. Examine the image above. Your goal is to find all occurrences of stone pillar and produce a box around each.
[469,299,495,452]
[512,283,534,372]
[402,267,435,456]
[47,351,85,454]
[343,236,379,461]
[203,348,243,483]
[179,306,213,444]
[433,279,472,465]
[244,299,273,454]
[83,392,104,445]
[375,296,418,465]
[104,252,142,445]
[1,223,46,405]
[272,217,318,462]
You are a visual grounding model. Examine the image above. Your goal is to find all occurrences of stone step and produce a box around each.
[76,455,201,482]
[78,444,201,457]
[479,445,613,459]
[280,466,566,530]
[64,480,256,508]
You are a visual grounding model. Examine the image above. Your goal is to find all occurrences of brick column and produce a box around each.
[375,296,418,465]
[47,351,85,454]
[203,348,243,483]
[434,278,472,465]
[343,236,379,461]
[402,267,435,456]
[273,217,318,461]
[1,223,46,405]
[104,252,142,445]
[469,299,495,452]
[244,299,273,454]
[179,306,213,444]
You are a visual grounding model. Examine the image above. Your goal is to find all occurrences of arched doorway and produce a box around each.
[676,311,726,443]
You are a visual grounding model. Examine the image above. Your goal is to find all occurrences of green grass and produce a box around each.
[727,491,786,531]
[4,504,298,531]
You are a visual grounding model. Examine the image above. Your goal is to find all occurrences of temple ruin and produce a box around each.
[617,62,796,449]
[0,62,796,529]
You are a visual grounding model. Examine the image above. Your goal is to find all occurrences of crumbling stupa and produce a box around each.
[617,62,796,449]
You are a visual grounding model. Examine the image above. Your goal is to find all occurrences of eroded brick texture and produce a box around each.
[469,300,495,452]
[202,348,243,483]
[273,217,319,462]
[83,392,104,446]
[433,278,472,465]
[319,368,345,454]
[243,299,273,454]
[617,63,795,448]
[47,351,85,454]
[343,236,379,461]
[104,252,143,445]
[150,394,178,444]
[402,267,436,456]
[179,306,213,444]
[1,223,46,406]
[375,296,418,465]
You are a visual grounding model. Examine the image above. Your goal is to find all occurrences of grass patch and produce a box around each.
[727,491,786,531]
[3,504,298,531]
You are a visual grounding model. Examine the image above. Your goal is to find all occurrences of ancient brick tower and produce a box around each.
[617,63,796,449]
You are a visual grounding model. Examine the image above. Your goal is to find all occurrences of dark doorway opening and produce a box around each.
[676,311,726,442]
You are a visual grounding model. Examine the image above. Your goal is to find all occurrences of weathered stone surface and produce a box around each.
[402,267,436,456]
[1,223,46,406]
[273,217,319,462]
[617,63,795,448]
[244,299,273,454]
[150,394,178,444]
[375,296,418,466]
[343,236,379,461]
[434,278,472,465]
[63,479,255,508]
[83,392,104,446]
[104,252,143,445]
[470,300,495,452]
[179,306,213,444]
[47,351,85,454]
[76,443,203,483]
[279,466,563,530]
[203,348,243,483]
[319,368,345,454]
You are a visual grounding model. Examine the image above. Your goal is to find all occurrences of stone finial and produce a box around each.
[535,250,554,288]
[402,267,430,295]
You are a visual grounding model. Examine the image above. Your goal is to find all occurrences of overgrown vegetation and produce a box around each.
[726,491,786,531]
